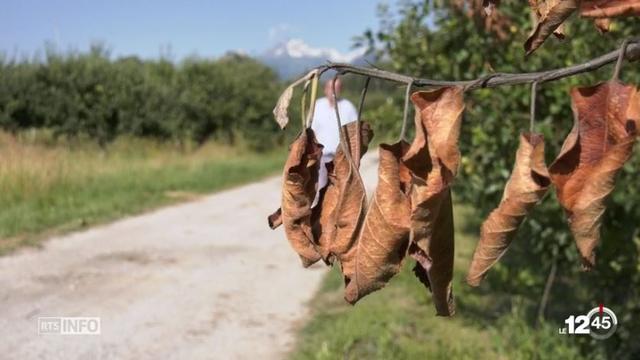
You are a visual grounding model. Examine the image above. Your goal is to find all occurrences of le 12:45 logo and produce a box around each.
[559,305,618,340]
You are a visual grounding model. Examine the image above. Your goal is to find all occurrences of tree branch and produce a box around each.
[313,39,640,90]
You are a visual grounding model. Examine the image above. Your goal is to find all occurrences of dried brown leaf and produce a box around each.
[467,133,551,286]
[528,0,541,22]
[524,0,578,56]
[314,122,374,263]
[628,87,640,132]
[550,81,639,270]
[279,128,324,267]
[531,0,568,38]
[403,87,464,316]
[273,85,294,129]
[344,141,412,304]
[581,0,640,18]
[272,70,319,129]
[267,208,282,229]
[312,161,339,261]
[330,126,374,278]
[550,0,569,37]
[593,17,612,33]
[411,190,456,316]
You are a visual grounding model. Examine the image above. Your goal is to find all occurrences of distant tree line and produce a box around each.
[0,46,283,149]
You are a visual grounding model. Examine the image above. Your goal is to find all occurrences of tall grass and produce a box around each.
[0,131,284,253]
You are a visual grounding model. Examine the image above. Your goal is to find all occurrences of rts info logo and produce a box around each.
[559,305,617,340]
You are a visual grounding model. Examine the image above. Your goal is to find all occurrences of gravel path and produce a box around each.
[0,153,379,360]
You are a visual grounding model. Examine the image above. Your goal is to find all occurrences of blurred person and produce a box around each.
[311,77,358,206]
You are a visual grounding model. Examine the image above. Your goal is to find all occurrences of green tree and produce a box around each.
[362,1,640,358]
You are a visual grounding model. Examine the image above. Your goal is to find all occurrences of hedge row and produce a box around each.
[0,46,282,149]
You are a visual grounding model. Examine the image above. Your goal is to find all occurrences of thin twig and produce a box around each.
[355,77,371,162]
[300,80,309,128]
[312,39,640,90]
[530,81,538,133]
[332,73,354,168]
[357,77,371,121]
[613,39,631,82]
[399,81,414,141]
[305,74,319,128]
[537,258,558,324]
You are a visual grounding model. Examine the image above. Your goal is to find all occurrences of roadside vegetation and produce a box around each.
[0,130,283,254]
[0,46,297,253]
[0,48,284,149]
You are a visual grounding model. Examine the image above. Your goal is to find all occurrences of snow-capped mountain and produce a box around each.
[269,38,365,63]
[260,39,370,79]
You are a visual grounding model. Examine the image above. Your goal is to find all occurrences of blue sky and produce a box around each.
[0,0,384,60]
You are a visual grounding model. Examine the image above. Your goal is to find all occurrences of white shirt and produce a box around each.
[311,97,359,158]
[311,97,359,205]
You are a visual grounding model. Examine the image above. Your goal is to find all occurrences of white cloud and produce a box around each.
[280,38,366,63]
[268,23,292,43]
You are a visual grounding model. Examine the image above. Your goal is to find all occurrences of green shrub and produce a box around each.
[0,46,282,149]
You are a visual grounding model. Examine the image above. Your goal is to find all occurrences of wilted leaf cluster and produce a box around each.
[273,78,639,329]
[468,81,639,284]
[490,0,640,55]
[271,87,465,316]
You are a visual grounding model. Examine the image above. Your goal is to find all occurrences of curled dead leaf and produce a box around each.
[581,0,640,18]
[344,141,412,304]
[467,133,551,286]
[273,86,295,129]
[267,208,282,229]
[326,123,374,278]
[627,87,640,132]
[280,128,324,267]
[528,0,540,19]
[411,191,456,316]
[528,0,540,11]
[403,87,464,316]
[314,122,374,264]
[272,70,319,129]
[312,161,338,261]
[550,81,639,270]
[531,0,568,38]
[593,17,612,33]
[524,0,578,56]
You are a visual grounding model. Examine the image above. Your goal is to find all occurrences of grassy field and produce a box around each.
[291,206,586,360]
[0,131,284,254]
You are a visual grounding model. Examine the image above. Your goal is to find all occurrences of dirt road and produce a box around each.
[0,153,379,360]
